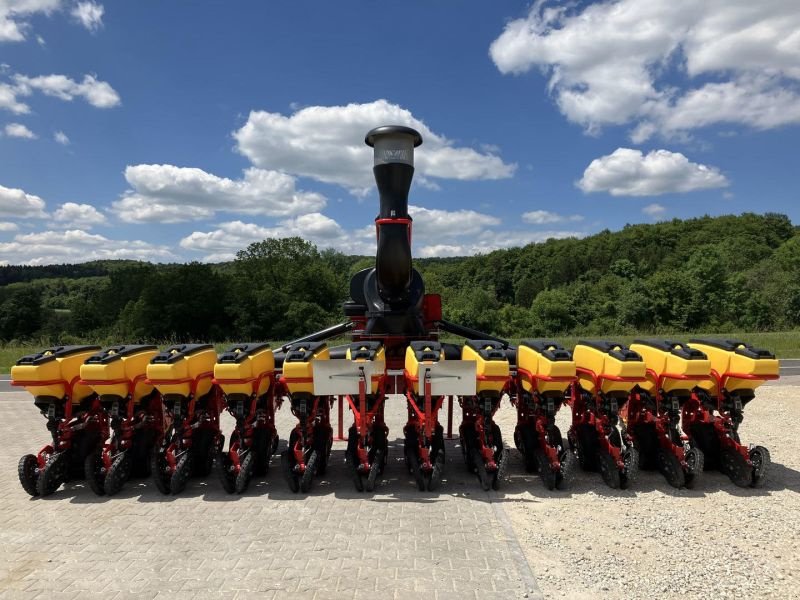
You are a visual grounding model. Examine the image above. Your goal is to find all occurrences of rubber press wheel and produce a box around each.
[216,450,236,494]
[104,452,132,496]
[84,449,106,496]
[683,447,704,490]
[235,451,255,494]
[365,449,383,493]
[749,446,771,489]
[720,447,753,488]
[535,449,557,491]
[18,454,40,497]
[151,448,171,495]
[281,450,300,493]
[37,452,67,497]
[299,450,318,493]
[656,447,685,489]
[598,451,621,489]
[170,451,193,495]
[555,449,577,491]
[619,446,639,490]
[472,448,491,491]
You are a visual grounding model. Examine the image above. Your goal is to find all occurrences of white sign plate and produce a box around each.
[312,360,382,396]
[418,360,477,396]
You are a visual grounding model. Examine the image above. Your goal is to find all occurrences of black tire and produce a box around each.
[406,445,426,491]
[170,451,193,495]
[191,430,215,477]
[270,433,279,456]
[493,446,508,491]
[720,447,752,487]
[130,429,154,478]
[521,426,539,473]
[575,426,597,471]
[299,450,318,493]
[620,446,639,490]
[18,454,40,497]
[598,451,621,489]
[151,447,171,495]
[365,449,383,492]
[555,449,577,490]
[656,447,685,489]
[535,449,556,490]
[281,450,300,493]
[37,452,67,497]
[235,451,255,494]
[253,430,270,476]
[104,452,131,496]
[472,447,491,491]
[427,450,444,492]
[684,447,704,490]
[749,445,770,489]
[216,451,236,494]
[313,426,332,477]
[84,449,106,496]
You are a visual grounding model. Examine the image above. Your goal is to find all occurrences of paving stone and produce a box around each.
[0,392,535,598]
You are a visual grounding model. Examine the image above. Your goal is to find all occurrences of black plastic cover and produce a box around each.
[85,344,158,364]
[409,340,442,362]
[520,340,573,362]
[217,343,271,364]
[634,339,707,360]
[578,340,642,362]
[151,344,213,364]
[284,341,327,363]
[441,343,462,361]
[16,345,102,366]
[689,338,775,360]
[465,339,507,361]
[349,341,383,361]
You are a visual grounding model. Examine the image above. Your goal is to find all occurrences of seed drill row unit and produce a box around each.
[11,126,780,497]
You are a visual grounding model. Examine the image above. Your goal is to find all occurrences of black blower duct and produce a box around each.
[344,125,426,335]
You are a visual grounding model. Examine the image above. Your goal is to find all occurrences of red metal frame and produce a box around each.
[12,375,108,467]
[510,368,577,474]
[213,370,278,477]
[375,217,413,244]
[343,369,388,473]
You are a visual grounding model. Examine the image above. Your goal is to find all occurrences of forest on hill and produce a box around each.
[1,212,798,344]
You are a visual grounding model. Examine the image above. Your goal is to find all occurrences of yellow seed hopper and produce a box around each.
[346,341,385,394]
[215,343,274,397]
[573,341,646,395]
[281,341,330,395]
[517,340,576,394]
[146,344,216,398]
[461,340,509,394]
[688,339,779,393]
[629,340,711,395]
[405,341,444,394]
[80,345,159,402]
[12,345,100,403]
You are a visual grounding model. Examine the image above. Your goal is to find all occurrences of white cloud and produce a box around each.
[14,73,120,108]
[489,1,800,140]
[0,229,177,266]
[180,214,375,262]
[113,164,326,223]
[70,1,102,32]
[0,83,29,113]
[642,203,666,218]
[52,202,106,228]
[408,205,500,238]
[234,99,516,194]
[0,183,47,218]
[4,122,36,138]
[53,130,69,145]
[180,205,581,262]
[522,210,583,225]
[0,221,18,231]
[0,0,60,42]
[577,148,729,196]
[417,229,582,258]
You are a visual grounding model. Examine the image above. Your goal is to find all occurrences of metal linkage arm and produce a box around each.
[279,321,354,352]
[436,319,510,349]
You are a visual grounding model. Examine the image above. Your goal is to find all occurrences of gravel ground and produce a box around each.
[495,385,800,600]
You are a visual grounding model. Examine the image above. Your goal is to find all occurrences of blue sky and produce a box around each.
[1,1,798,265]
